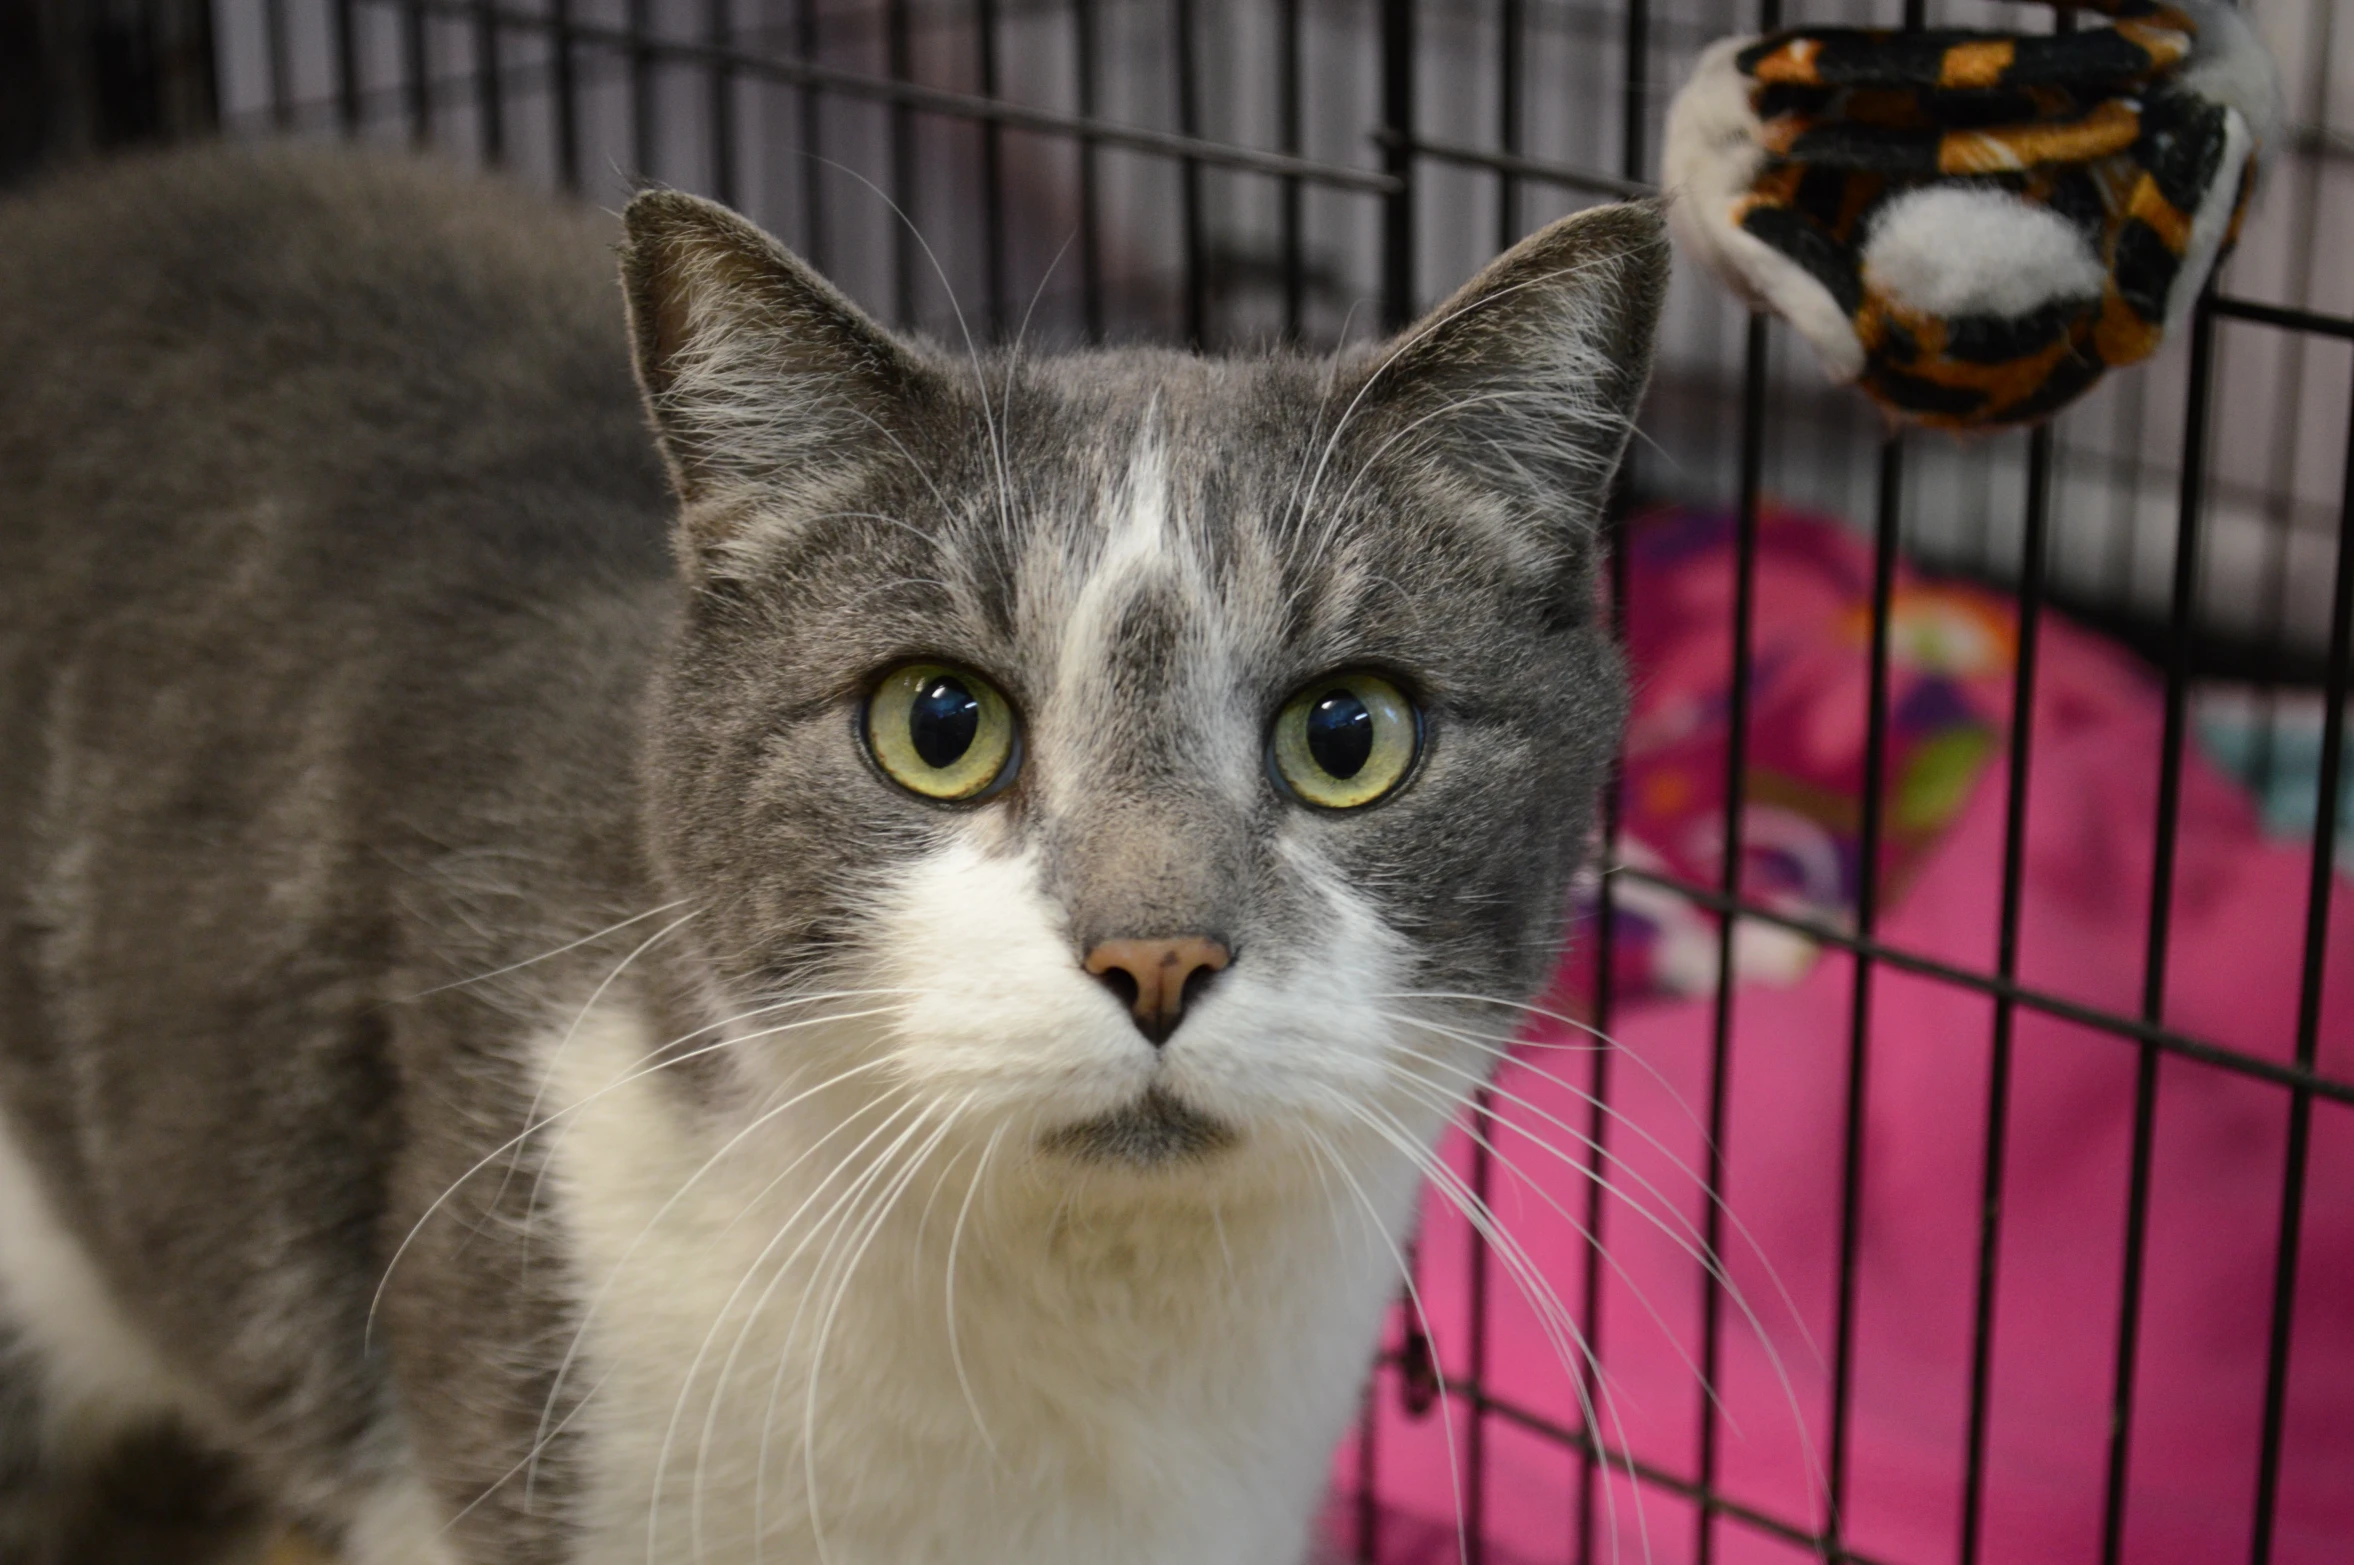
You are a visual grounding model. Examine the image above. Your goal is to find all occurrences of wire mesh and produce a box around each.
[186,0,2354,1558]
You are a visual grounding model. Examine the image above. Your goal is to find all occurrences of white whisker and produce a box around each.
[789,1103,964,1565]
[1286,252,1632,568]
[645,1093,919,1565]
[690,1094,935,1562]
[1376,988,1712,1136]
[519,1053,899,1510]
[1380,998,1823,1370]
[736,1104,941,1564]
[368,995,908,1348]
[499,908,706,1243]
[1382,1019,1831,1518]
[1298,1122,1475,1565]
[1375,1060,1725,1428]
[945,1119,1009,1464]
[1335,1098,1653,1565]
[803,155,1014,552]
[1392,1032,1822,1408]
[523,990,920,1252]
[400,898,695,1000]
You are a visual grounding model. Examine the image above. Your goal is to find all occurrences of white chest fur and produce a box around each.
[540,1001,1416,1565]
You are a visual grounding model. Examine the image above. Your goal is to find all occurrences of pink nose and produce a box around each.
[1082,937,1231,1045]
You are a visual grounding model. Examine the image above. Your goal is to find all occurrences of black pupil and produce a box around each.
[909,677,982,769]
[1306,689,1374,778]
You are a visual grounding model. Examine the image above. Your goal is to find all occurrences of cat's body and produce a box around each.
[0,147,1661,1563]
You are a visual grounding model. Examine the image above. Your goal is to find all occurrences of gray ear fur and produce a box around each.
[1354,199,1668,539]
[619,189,940,527]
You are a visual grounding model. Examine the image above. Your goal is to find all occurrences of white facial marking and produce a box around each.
[871,834,1148,1122]
[1053,420,1178,716]
[1159,833,1421,1127]
[1043,418,1270,826]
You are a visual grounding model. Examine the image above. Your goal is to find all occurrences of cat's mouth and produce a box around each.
[1038,1086,1236,1168]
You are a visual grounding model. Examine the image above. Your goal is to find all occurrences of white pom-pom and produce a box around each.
[1862,186,2105,321]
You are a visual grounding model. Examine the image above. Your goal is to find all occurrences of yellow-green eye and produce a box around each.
[1270,672,1420,809]
[866,663,1019,801]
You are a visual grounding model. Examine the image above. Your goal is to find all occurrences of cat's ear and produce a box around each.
[1350,199,1667,545]
[620,189,940,519]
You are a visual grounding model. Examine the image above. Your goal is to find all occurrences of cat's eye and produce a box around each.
[1269,672,1420,810]
[865,663,1020,802]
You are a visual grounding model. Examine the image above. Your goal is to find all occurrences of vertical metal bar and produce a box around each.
[472,0,504,165]
[1578,8,1648,1555]
[1494,0,1519,250]
[1962,14,2065,1545]
[263,0,294,129]
[706,0,736,209]
[2102,290,2218,1565]
[1576,516,1634,1565]
[1826,7,1927,1542]
[191,0,225,137]
[887,0,917,327]
[1378,0,1414,331]
[977,0,1007,337]
[1824,434,1903,1552]
[2248,364,2354,1565]
[1697,309,1772,1565]
[1697,0,1777,1518]
[628,0,654,180]
[1363,12,1415,1553]
[1618,0,1647,185]
[1072,0,1104,342]
[797,0,826,269]
[1173,0,1207,349]
[1575,586,1623,1565]
[1958,422,2056,1565]
[1465,1080,1491,1565]
[550,0,579,191]
[1278,0,1304,340]
[1462,0,1523,1550]
[401,0,430,145]
[334,0,360,135]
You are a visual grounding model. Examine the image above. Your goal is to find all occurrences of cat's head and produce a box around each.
[620,191,1662,1182]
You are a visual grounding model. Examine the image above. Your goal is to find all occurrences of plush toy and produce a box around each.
[1663,1,2282,429]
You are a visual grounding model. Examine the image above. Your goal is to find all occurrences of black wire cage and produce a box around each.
[8,0,2350,1561]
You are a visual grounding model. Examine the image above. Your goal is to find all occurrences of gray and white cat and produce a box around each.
[0,145,1661,1564]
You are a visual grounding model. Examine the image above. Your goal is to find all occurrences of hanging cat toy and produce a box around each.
[1664,0,2282,429]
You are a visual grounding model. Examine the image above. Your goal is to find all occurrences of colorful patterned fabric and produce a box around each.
[1589,506,2017,1000]
[1664,0,2279,429]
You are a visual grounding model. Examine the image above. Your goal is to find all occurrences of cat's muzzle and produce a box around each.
[1039,1085,1236,1167]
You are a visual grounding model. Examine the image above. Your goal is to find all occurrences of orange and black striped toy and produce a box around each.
[1664,0,2279,429]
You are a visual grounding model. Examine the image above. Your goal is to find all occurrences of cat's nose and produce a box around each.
[1083,936,1230,1046]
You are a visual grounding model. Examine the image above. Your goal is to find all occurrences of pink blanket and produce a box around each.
[1333,511,2354,1563]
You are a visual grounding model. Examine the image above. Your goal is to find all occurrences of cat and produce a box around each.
[0,143,1662,1564]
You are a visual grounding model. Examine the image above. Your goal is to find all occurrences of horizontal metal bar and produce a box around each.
[1391,1367,1900,1565]
[2213,295,2354,342]
[1612,866,2354,1108]
[369,0,1403,193]
[1375,130,1656,201]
